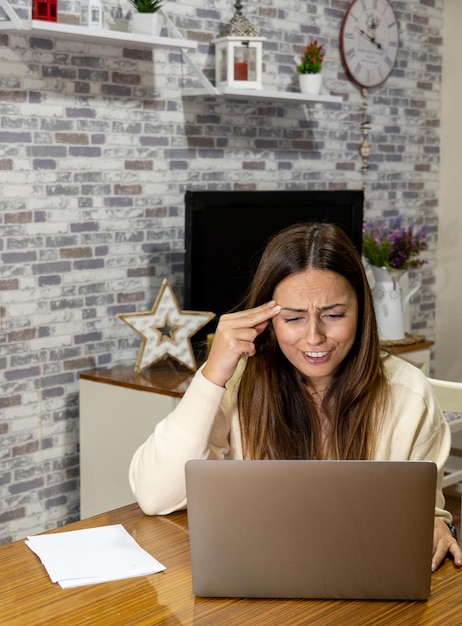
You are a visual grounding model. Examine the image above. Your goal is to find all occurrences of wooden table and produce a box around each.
[1,503,461,626]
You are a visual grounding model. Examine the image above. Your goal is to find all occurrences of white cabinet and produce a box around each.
[79,365,192,518]
[398,347,432,375]
[386,339,434,376]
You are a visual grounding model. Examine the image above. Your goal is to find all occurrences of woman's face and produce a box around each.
[272,268,358,392]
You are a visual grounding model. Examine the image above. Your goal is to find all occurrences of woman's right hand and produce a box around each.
[202,301,281,387]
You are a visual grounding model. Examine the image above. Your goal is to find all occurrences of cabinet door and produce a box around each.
[80,380,177,518]
[399,349,431,376]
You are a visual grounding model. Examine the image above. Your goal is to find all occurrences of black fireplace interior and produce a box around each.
[184,189,364,356]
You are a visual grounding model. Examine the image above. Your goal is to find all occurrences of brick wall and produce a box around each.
[0,0,443,542]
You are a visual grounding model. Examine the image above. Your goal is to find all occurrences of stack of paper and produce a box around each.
[26,523,166,588]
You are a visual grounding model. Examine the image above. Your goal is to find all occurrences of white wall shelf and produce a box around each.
[0,3,196,50]
[182,85,342,105]
[178,41,342,105]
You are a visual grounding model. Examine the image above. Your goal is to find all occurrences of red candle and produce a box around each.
[234,62,248,81]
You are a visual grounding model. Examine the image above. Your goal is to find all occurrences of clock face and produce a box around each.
[340,0,399,88]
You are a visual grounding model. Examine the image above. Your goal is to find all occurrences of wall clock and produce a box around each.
[340,0,399,88]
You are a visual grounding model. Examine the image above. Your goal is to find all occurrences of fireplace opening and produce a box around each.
[184,189,364,358]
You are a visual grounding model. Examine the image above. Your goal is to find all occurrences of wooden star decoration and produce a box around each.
[118,279,215,373]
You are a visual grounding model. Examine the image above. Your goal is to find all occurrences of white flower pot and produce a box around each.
[131,12,163,37]
[298,73,322,96]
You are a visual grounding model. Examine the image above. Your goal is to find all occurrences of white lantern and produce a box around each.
[214,1,265,91]
[214,36,264,90]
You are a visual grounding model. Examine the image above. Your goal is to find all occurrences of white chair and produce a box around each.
[428,377,462,529]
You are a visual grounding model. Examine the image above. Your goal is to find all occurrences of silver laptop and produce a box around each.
[185,459,436,601]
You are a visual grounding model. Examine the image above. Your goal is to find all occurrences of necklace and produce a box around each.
[307,383,333,411]
[309,383,332,398]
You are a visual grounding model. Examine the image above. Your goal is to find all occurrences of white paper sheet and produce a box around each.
[25,523,166,588]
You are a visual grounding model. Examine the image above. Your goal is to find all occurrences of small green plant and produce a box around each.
[297,40,324,74]
[128,0,163,13]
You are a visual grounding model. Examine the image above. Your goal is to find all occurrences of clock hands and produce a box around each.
[355,27,384,51]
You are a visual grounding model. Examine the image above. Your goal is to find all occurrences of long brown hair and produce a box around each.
[237,222,388,460]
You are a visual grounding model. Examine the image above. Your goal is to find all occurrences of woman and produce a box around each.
[129,222,462,571]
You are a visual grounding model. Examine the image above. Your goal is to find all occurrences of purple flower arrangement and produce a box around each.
[362,217,428,271]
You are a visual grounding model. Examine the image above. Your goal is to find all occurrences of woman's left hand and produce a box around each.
[432,517,462,571]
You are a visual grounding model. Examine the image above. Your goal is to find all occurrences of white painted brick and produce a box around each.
[0,0,445,543]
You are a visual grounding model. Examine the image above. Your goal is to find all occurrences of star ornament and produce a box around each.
[118,279,215,373]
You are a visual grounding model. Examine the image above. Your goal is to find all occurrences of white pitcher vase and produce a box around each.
[370,266,422,341]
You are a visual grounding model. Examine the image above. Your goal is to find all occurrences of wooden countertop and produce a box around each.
[80,362,194,397]
[383,339,435,355]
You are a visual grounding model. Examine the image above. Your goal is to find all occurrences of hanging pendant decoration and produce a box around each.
[359,87,371,174]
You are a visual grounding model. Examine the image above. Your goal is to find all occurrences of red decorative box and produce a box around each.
[32,0,58,22]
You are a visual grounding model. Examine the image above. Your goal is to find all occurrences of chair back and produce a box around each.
[428,377,462,413]
[428,377,462,524]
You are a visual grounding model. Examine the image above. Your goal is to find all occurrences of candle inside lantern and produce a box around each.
[234,62,248,81]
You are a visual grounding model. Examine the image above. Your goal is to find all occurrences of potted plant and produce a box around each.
[129,0,164,36]
[362,217,428,272]
[296,40,325,95]
[362,217,428,340]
